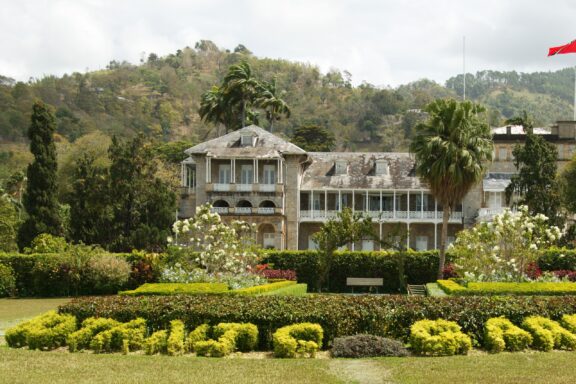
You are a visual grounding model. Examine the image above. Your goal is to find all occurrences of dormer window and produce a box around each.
[375,159,389,176]
[241,134,255,147]
[335,160,347,175]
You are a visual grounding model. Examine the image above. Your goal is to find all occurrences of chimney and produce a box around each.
[506,125,512,135]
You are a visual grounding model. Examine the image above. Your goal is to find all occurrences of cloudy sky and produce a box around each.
[2,0,576,87]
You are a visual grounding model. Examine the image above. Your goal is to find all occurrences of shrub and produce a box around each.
[85,255,131,294]
[409,319,471,356]
[521,316,576,351]
[89,318,147,354]
[212,323,258,352]
[259,283,308,296]
[231,280,296,295]
[120,283,229,296]
[561,314,576,333]
[436,280,467,295]
[331,334,409,358]
[438,281,576,296]
[67,317,120,352]
[145,330,168,355]
[186,324,210,352]
[167,320,186,356]
[538,248,576,271]
[5,311,76,350]
[273,323,323,358]
[261,269,297,281]
[59,295,576,348]
[0,263,16,297]
[483,317,532,353]
[25,234,68,254]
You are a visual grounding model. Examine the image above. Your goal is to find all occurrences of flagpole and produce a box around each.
[573,66,576,121]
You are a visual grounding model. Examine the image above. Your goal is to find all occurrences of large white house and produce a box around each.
[179,122,576,251]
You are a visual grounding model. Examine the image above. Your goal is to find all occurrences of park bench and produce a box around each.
[346,277,384,293]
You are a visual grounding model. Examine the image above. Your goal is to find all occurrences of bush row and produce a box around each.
[58,294,576,348]
[437,280,576,296]
[119,281,301,296]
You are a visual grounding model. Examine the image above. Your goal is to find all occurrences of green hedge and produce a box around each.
[538,249,576,271]
[59,294,576,349]
[262,250,445,292]
[120,281,300,296]
[437,280,576,296]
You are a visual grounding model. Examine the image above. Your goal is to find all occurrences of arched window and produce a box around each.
[212,199,229,207]
[259,200,276,208]
[237,200,253,208]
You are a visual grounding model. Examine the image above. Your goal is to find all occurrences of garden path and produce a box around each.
[329,359,395,384]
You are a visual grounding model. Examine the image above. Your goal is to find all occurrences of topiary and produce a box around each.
[331,334,409,358]
[67,317,120,352]
[5,311,76,350]
[484,317,532,353]
[273,323,323,358]
[186,324,210,353]
[409,319,471,356]
[89,318,147,354]
[521,316,576,351]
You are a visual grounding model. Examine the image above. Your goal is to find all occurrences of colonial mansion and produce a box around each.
[179,122,576,251]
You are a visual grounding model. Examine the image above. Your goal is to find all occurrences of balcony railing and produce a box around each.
[477,207,509,221]
[213,183,231,192]
[259,184,276,192]
[235,207,252,215]
[257,207,275,215]
[299,209,463,222]
[237,184,253,192]
[211,207,229,214]
[206,183,283,193]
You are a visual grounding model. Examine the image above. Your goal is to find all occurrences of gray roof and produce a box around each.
[185,125,306,158]
[492,125,551,135]
[301,152,427,190]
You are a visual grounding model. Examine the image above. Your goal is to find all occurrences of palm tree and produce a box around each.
[255,79,291,131]
[410,99,493,279]
[223,61,260,128]
[198,85,241,133]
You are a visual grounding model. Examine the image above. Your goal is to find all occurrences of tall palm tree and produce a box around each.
[255,79,291,131]
[198,85,241,133]
[223,61,260,128]
[410,99,493,279]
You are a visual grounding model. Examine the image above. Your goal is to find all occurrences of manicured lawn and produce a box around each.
[0,348,344,384]
[379,351,576,384]
[0,298,70,338]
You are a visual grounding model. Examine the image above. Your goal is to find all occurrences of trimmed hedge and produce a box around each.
[5,311,77,350]
[521,316,576,351]
[120,283,229,296]
[231,280,297,295]
[59,295,576,348]
[484,317,532,353]
[410,319,471,356]
[273,323,323,358]
[262,250,446,292]
[437,280,576,296]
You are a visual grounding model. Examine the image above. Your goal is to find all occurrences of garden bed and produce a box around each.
[59,294,576,348]
[437,280,576,296]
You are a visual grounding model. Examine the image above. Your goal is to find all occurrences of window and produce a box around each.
[375,160,389,175]
[416,236,428,251]
[362,240,374,251]
[263,165,276,184]
[308,235,319,250]
[415,194,429,211]
[218,164,231,184]
[240,164,253,184]
[263,233,276,249]
[487,191,504,208]
[241,134,254,147]
[184,165,196,188]
[312,195,321,210]
[335,160,347,175]
[382,195,394,211]
[369,195,381,211]
[498,146,508,161]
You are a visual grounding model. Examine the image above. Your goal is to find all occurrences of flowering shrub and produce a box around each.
[261,269,297,281]
[160,264,265,289]
[170,203,258,275]
[451,206,563,282]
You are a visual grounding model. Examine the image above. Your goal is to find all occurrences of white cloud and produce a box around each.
[0,0,575,86]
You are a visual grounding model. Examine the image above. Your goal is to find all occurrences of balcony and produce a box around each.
[299,209,463,222]
[206,183,283,194]
[211,207,229,214]
[477,207,509,221]
[235,207,252,215]
[259,184,277,192]
[213,183,231,192]
[257,207,275,215]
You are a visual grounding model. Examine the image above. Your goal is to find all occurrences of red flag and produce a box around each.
[548,40,576,56]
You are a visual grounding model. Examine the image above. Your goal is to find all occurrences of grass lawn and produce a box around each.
[0,298,70,338]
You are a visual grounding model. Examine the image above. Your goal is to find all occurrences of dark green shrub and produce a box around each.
[331,334,409,358]
[0,263,16,297]
[538,248,576,271]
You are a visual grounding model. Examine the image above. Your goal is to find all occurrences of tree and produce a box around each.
[313,208,375,291]
[291,124,335,152]
[222,61,261,128]
[505,113,562,225]
[410,99,493,279]
[255,78,290,131]
[0,191,19,252]
[18,102,62,249]
[560,153,576,215]
[107,135,176,251]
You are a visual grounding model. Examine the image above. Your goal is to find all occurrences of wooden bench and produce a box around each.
[346,277,384,293]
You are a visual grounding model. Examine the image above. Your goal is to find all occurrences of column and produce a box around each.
[352,190,355,213]
[253,159,258,183]
[206,157,211,183]
[434,222,438,249]
[365,190,369,212]
[406,222,410,250]
[231,158,235,184]
[325,190,328,218]
[435,198,438,220]
[421,190,424,218]
[338,190,342,212]
[379,190,382,212]
[181,162,185,186]
[407,190,410,220]
[393,190,396,219]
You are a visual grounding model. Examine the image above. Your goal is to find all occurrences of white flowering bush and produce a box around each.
[451,206,563,282]
[160,264,265,289]
[169,203,258,275]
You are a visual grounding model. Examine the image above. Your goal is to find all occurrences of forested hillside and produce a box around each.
[0,40,573,183]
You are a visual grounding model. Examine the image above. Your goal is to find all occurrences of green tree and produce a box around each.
[18,102,63,249]
[108,135,176,251]
[222,61,261,128]
[291,124,335,152]
[69,153,113,246]
[410,99,493,279]
[0,191,19,252]
[313,208,374,291]
[505,113,562,225]
[561,154,576,214]
[255,78,290,131]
